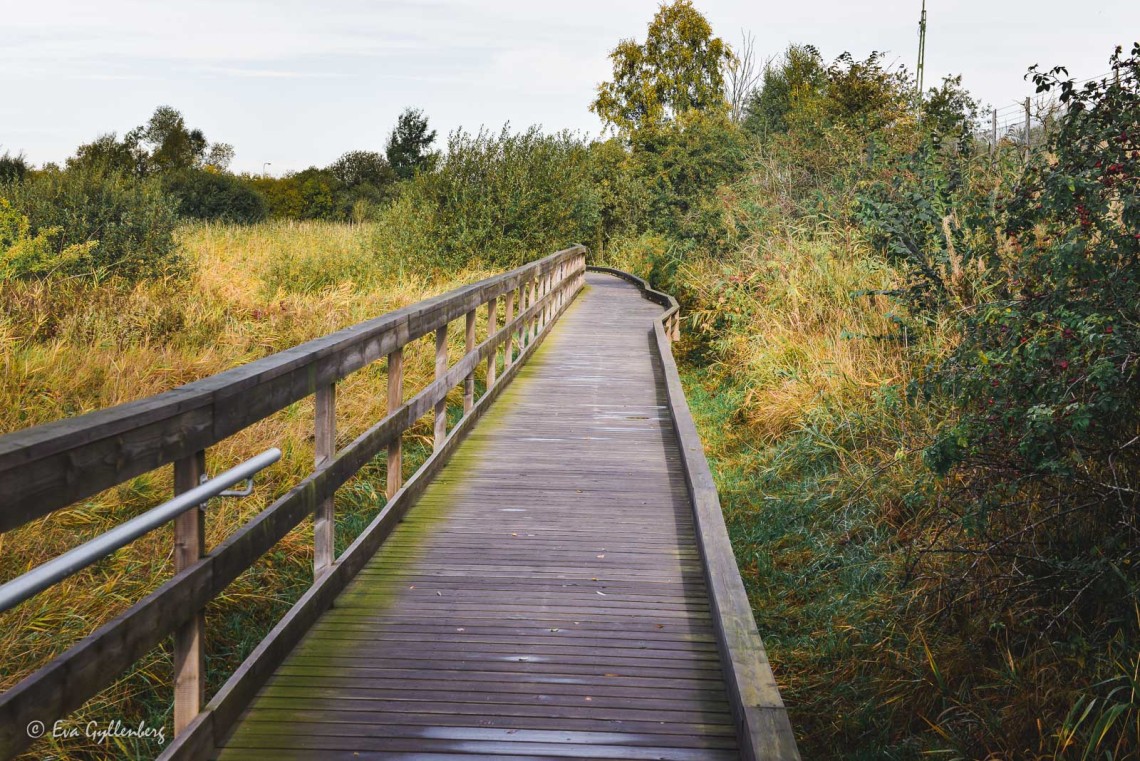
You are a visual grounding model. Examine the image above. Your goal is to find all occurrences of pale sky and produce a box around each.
[2,0,1136,174]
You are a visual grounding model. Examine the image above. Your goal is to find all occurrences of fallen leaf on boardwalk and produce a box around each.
[584,696,592,702]
[604,673,620,677]
[597,591,607,596]
[656,624,665,629]
[457,628,465,632]
[436,591,442,596]
[596,554,605,558]
[549,628,560,632]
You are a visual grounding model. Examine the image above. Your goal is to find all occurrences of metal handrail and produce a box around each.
[0,448,282,614]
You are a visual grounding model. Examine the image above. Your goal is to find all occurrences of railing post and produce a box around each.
[522,279,531,347]
[463,310,476,415]
[314,383,336,576]
[504,289,515,370]
[538,273,545,332]
[530,279,538,341]
[386,348,403,499]
[540,273,549,330]
[486,296,498,390]
[434,325,448,451]
[173,449,206,736]
[542,273,550,328]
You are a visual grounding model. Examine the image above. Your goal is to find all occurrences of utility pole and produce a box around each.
[991,108,998,155]
[916,0,927,98]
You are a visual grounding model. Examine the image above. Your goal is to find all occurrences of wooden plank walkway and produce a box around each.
[216,273,741,760]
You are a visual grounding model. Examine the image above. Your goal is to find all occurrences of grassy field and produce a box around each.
[0,220,499,758]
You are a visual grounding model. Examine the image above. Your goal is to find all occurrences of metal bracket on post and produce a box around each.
[199,474,258,498]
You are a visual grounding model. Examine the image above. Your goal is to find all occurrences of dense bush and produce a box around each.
[839,44,1140,757]
[0,152,29,184]
[0,199,95,279]
[2,166,182,281]
[163,169,268,224]
[924,47,1140,608]
[743,44,826,136]
[375,126,602,269]
[627,112,750,248]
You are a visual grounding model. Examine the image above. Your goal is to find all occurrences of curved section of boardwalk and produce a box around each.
[217,273,740,760]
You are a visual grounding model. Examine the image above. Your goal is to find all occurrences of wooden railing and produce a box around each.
[589,265,801,761]
[0,246,587,759]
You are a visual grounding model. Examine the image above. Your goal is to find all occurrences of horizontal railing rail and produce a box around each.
[0,448,281,614]
[588,265,801,761]
[0,246,588,759]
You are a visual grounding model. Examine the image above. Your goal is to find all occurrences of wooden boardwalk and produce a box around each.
[1,251,796,761]
[218,273,740,760]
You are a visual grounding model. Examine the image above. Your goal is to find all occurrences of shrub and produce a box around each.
[0,152,29,184]
[627,112,750,245]
[0,198,94,279]
[743,44,826,137]
[376,126,602,270]
[163,169,268,224]
[925,46,1140,579]
[2,166,182,281]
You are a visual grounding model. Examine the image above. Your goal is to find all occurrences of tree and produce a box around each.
[328,150,395,189]
[69,107,234,177]
[68,133,149,176]
[386,108,437,180]
[591,0,731,136]
[742,44,825,136]
[0,151,29,184]
[921,75,979,141]
[725,31,764,124]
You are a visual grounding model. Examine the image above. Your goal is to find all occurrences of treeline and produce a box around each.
[17,105,437,224]
[0,105,440,279]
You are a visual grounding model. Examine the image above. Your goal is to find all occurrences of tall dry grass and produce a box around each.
[0,220,499,758]
[628,225,967,757]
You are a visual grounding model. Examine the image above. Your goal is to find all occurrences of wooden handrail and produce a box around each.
[587,265,801,761]
[0,246,588,759]
[0,247,585,533]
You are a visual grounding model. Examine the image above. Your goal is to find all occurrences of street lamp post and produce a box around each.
[262,162,271,178]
